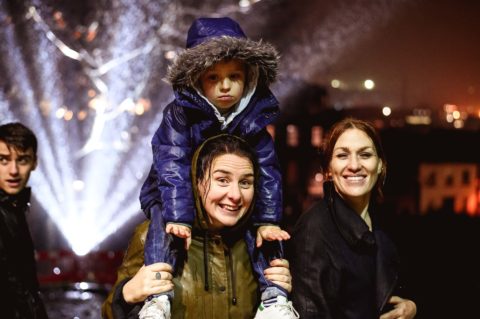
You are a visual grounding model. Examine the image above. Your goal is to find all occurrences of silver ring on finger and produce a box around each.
[155,272,162,280]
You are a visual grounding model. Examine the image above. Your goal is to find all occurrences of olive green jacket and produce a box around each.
[102,135,261,318]
[101,220,259,319]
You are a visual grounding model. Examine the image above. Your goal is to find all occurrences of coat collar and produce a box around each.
[324,181,376,252]
[325,181,399,312]
[0,187,31,211]
[174,85,279,136]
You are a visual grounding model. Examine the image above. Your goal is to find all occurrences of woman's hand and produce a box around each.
[380,296,417,319]
[263,258,292,293]
[122,263,174,304]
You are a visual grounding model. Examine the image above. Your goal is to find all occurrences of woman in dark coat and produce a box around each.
[290,118,416,319]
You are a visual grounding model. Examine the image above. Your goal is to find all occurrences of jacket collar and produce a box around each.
[325,181,399,312]
[0,187,31,210]
[174,85,279,135]
[324,181,376,252]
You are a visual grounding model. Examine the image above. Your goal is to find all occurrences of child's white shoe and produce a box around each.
[254,295,299,319]
[139,295,171,319]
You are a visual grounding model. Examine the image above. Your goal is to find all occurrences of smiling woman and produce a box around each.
[102,134,296,319]
[289,118,417,319]
[197,153,255,230]
[323,118,385,217]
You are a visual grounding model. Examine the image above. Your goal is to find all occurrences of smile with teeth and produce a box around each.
[220,204,240,211]
[344,176,365,181]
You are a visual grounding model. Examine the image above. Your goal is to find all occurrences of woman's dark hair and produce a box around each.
[195,134,259,188]
[321,118,387,199]
[0,122,37,159]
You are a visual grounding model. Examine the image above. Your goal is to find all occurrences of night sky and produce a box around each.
[327,0,480,108]
[245,0,480,110]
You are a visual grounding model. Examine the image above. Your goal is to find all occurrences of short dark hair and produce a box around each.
[0,122,38,157]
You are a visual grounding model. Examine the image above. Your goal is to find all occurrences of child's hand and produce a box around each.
[256,225,291,247]
[166,223,192,250]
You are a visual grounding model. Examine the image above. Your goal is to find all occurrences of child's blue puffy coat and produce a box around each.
[140,17,283,226]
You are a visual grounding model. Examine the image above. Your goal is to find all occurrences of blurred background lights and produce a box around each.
[164,50,176,60]
[0,3,169,256]
[454,119,464,128]
[55,107,66,119]
[239,0,251,8]
[452,110,461,120]
[77,110,88,121]
[364,79,375,90]
[135,104,145,115]
[331,79,341,88]
[72,180,85,191]
[64,110,74,121]
[382,106,392,116]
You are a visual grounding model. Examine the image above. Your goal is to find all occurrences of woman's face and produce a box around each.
[328,128,383,206]
[198,153,255,230]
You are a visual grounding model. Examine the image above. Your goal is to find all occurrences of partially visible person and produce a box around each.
[139,16,293,318]
[290,118,416,319]
[0,122,49,318]
[102,134,297,319]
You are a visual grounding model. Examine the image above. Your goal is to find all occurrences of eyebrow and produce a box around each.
[334,146,375,152]
[17,154,34,160]
[0,153,33,159]
[212,169,254,178]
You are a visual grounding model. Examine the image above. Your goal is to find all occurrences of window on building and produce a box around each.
[311,125,323,148]
[462,170,471,185]
[445,174,454,187]
[426,172,436,187]
[442,197,455,212]
[286,124,299,147]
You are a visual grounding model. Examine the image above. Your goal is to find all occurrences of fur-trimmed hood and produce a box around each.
[167,17,279,90]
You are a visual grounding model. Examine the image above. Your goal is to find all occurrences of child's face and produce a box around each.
[200,59,246,114]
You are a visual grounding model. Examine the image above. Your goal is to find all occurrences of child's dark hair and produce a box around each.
[0,122,38,158]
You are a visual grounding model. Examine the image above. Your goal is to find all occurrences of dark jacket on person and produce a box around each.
[0,188,48,319]
[289,182,399,319]
[140,17,282,226]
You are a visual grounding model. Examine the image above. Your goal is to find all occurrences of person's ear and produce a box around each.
[377,161,383,174]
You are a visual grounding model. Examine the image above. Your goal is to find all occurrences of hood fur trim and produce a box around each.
[168,36,279,89]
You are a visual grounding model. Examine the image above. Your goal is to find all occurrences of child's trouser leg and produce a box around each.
[244,229,289,301]
[144,203,177,300]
